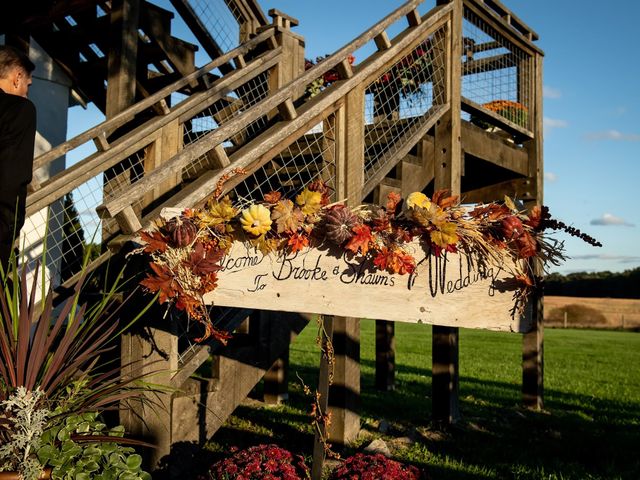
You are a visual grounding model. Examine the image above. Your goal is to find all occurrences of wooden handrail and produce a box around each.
[463,0,543,56]
[26,47,282,216]
[31,28,276,172]
[471,0,539,41]
[461,96,533,139]
[99,2,454,219]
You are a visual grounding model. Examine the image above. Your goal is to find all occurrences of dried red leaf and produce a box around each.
[432,189,459,209]
[139,230,169,254]
[308,180,332,206]
[386,192,402,213]
[502,215,524,239]
[264,191,282,204]
[469,204,510,221]
[373,247,416,275]
[526,205,543,229]
[516,274,534,288]
[392,226,414,243]
[187,242,224,275]
[515,231,538,258]
[371,208,391,233]
[287,232,310,253]
[140,263,177,304]
[345,224,374,256]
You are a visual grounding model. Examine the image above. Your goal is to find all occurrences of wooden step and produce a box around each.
[171,312,310,445]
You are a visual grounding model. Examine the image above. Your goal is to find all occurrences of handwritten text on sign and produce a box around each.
[204,240,532,333]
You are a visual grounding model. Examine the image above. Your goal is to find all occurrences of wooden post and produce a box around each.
[142,119,183,209]
[312,91,364,476]
[121,321,178,469]
[106,0,140,119]
[325,85,365,446]
[266,12,305,107]
[375,320,395,391]
[104,0,141,238]
[311,316,334,480]
[432,0,462,424]
[522,51,544,410]
[263,355,289,404]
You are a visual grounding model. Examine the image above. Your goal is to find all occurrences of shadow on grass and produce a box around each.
[201,359,640,480]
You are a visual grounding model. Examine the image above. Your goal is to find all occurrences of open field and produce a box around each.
[196,323,640,479]
[545,296,640,330]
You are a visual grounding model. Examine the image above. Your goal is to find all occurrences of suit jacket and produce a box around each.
[0,88,36,269]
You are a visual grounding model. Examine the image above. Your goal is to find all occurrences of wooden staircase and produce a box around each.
[9,0,543,471]
[24,0,200,112]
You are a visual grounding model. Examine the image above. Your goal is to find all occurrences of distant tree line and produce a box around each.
[544,267,640,299]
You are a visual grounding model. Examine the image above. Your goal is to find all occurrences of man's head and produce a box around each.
[0,46,35,98]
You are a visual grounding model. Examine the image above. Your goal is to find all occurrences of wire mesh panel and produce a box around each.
[462,5,532,130]
[363,26,447,182]
[182,71,272,179]
[232,116,337,203]
[21,146,151,291]
[187,0,241,55]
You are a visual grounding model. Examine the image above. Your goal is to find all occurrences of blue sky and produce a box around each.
[265,0,640,274]
[66,0,639,274]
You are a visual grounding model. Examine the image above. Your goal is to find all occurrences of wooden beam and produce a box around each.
[462,52,516,76]
[461,121,529,175]
[169,0,234,74]
[93,132,110,152]
[522,51,544,410]
[461,96,533,139]
[432,0,462,425]
[374,31,392,50]
[278,98,298,120]
[325,86,364,447]
[407,8,422,26]
[375,320,395,391]
[463,0,542,56]
[462,177,535,203]
[31,28,277,172]
[106,0,140,119]
[362,105,447,197]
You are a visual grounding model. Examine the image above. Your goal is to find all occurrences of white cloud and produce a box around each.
[544,172,558,182]
[613,106,627,116]
[571,254,640,264]
[590,213,635,227]
[544,117,568,131]
[585,130,640,141]
[543,86,562,99]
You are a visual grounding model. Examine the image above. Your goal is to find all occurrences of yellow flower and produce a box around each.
[200,196,237,226]
[430,222,459,248]
[295,189,322,216]
[240,204,272,236]
[406,192,431,210]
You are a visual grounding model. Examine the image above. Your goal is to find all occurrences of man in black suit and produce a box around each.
[0,45,36,274]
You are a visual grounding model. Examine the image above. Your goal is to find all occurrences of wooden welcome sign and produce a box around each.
[204,240,533,333]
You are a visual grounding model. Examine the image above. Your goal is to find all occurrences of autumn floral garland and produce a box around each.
[135,181,600,343]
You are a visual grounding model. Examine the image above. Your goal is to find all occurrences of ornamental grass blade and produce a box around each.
[0,285,17,391]
[25,287,56,391]
[16,265,31,387]
[40,303,86,395]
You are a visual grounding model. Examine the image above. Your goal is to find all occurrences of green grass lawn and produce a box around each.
[204,323,640,479]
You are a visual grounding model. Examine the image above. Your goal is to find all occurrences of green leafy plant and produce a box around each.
[37,411,151,480]
[0,253,156,478]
